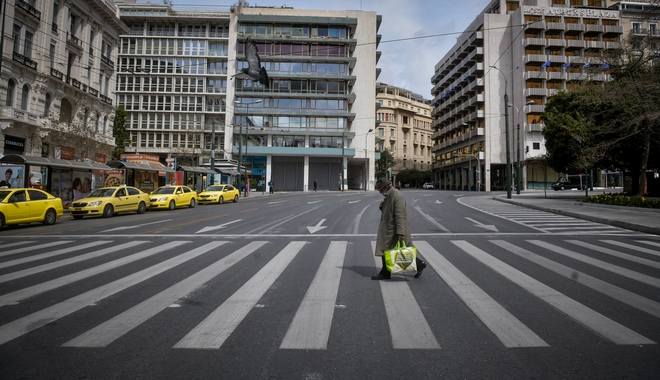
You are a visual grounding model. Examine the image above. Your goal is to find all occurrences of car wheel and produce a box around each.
[233,195,238,202]
[102,204,114,218]
[73,215,84,220]
[219,196,224,204]
[169,200,176,210]
[0,214,4,230]
[560,185,565,191]
[43,209,57,225]
[137,201,147,214]
[189,198,196,208]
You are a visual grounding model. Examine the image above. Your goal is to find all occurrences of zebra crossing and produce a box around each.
[459,196,635,234]
[0,236,658,351]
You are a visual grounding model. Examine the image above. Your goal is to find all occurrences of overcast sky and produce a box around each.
[169,0,492,98]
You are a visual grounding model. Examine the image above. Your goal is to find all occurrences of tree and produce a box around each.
[375,149,396,179]
[396,168,431,188]
[42,105,112,162]
[111,106,128,160]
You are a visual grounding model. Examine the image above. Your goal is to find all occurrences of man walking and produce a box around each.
[313,180,317,191]
[372,178,427,280]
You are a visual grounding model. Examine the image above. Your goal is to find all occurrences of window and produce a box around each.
[44,93,51,117]
[50,44,56,67]
[632,22,642,35]
[20,85,29,110]
[12,25,21,53]
[6,80,15,106]
[533,142,540,150]
[24,31,33,58]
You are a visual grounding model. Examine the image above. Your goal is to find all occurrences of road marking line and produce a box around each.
[0,241,199,346]
[415,241,546,348]
[63,241,267,348]
[280,241,347,349]
[174,241,306,349]
[603,240,660,258]
[0,241,71,258]
[453,240,654,345]
[0,241,111,270]
[567,240,660,269]
[372,241,441,349]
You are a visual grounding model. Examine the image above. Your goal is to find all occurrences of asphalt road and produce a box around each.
[0,190,658,379]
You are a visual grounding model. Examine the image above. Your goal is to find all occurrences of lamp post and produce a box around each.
[234,99,262,195]
[210,117,217,185]
[365,128,373,190]
[509,100,534,194]
[460,122,471,190]
[490,65,519,199]
[340,131,345,191]
[452,152,458,189]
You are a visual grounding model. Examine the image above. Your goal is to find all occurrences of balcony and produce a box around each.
[585,25,605,33]
[605,25,623,35]
[101,54,114,68]
[67,32,83,53]
[52,23,58,34]
[100,94,113,105]
[88,87,99,97]
[12,51,37,70]
[565,24,584,32]
[50,68,64,80]
[566,40,585,48]
[16,0,41,21]
[1,107,41,127]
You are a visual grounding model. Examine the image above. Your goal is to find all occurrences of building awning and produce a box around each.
[0,154,112,171]
[107,160,176,173]
[218,168,240,175]
[178,165,216,174]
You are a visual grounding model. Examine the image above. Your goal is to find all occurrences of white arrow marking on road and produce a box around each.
[435,200,443,204]
[307,219,327,234]
[103,219,172,232]
[196,219,243,234]
[465,217,498,232]
[348,200,360,203]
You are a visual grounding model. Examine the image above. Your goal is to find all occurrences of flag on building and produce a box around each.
[601,62,610,70]
[562,61,571,71]
[584,61,591,68]
[541,59,551,69]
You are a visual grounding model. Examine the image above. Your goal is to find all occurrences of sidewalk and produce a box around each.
[495,189,660,236]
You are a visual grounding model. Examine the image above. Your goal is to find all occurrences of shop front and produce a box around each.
[177,165,216,192]
[107,160,177,194]
[0,154,112,208]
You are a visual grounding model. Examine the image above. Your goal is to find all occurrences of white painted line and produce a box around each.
[0,241,35,249]
[174,241,306,349]
[371,241,441,350]
[0,241,71,258]
[529,240,660,288]
[415,241,546,348]
[0,241,202,346]
[414,206,449,233]
[0,241,111,270]
[567,240,660,269]
[0,241,149,285]
[63,241,269,348]
[280,241,347,349]
[196,219,243,234]
[102,219,173,232]
[492,240,660,319]
[603,240,660,258]
[453,240,654,345]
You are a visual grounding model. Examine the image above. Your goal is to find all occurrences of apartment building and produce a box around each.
[430,0,625,191]
[115,2,380,191]
[0,0,126,164]
[375,82,433,176]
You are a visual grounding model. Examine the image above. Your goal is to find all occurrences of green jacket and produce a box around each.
[374,188,412,256]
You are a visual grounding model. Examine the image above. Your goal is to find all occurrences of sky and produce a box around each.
[168,0,492,99]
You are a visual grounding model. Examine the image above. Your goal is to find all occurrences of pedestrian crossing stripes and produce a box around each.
[0,237,658,350]
[459,196,634,234]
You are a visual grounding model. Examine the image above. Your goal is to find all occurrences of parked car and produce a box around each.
[0,188,63,229]
[70,186,150,219]
[198,184,240,204]
[552,175,588,191]
[422,183,434,189]
[149,185,197,210]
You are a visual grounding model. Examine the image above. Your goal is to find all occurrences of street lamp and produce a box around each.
[234,99,262,196]
[509,100,534,194]
[210,117,218,185]
[365,128,373,190]
[490,65,519,199]
[460,122,471,190]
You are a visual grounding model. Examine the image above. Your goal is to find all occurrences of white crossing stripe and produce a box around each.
[0,241,161,305]
[0,241,149,285]
[0,241,71,258]
[415,241,547,348]
[0,241,111,270]
[602,240,660,258]
[566,240,660,270]
[453,240,655,345]
[372,241,441,349]
[529,240,660,288]
[0,241,208,346]
[0,241,35,249]
[280,241,347,349]
[491,240,660,319]
[63,241,255,347]
[174,241,307,349]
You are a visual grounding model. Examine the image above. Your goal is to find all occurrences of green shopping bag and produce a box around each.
[384,240,417,273]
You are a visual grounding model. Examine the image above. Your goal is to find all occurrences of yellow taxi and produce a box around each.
[198,184,240,204]
[149,185,197,210]
[70,185,150,219]
[0,188,64,229]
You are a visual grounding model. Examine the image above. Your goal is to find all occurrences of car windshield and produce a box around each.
[87,188,116,198]
[206,186,224,191]
[0,190,11,202]
[152,187,175,195]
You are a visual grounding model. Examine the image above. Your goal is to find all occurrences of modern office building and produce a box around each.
[0,0,126,164]
[375,82,433,177]
[430,0,626,191]
[115,1,380,191]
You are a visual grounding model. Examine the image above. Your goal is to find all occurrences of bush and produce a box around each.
[584,194,660,209]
